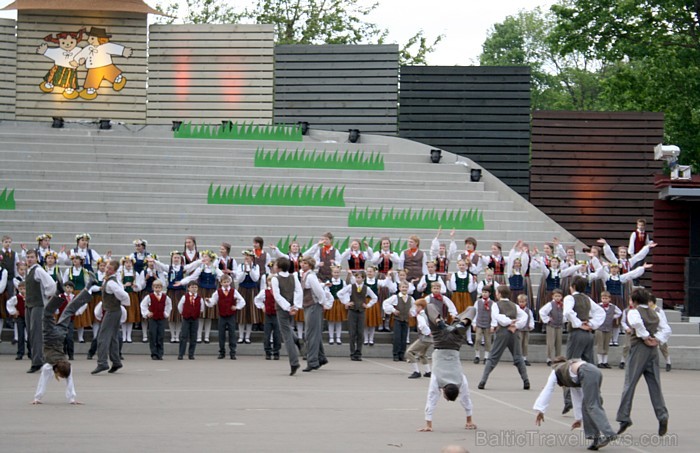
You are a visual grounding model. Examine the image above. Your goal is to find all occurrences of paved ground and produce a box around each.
[0,354,694,453]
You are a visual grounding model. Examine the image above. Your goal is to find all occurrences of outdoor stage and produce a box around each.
[0,355,693,452]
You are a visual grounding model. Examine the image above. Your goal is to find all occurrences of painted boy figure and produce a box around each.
[72,27,132,100]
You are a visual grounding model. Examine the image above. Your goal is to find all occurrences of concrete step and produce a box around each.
[668,322,699,335]
[667,334,700,347]
[664,309,682,322]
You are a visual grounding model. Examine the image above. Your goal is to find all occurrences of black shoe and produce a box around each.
[265,355,271,360]
[467,340,474,346]
[408,371,421,379]
[523,380,530,390]
[598,435,616,449]
[87,354,93,360]
[423,372,431,378]
[108,364,123,373]
[478,381,485,390]
[319,358,328,367]
[91,365,109,375]
[659,419,668,436]
[79,340,85,344]
[11,339,17,345]
[546,360,552,367]
[562,403,572,415]
[15,356,22,360]
[619,362,625,370]
[27,365,42,373]
[598,363,605,368]
[473,357,480,364]
[617,421,632,435]
[587,438,599,451]
[188,356,195,360]
[290,364,300,376]
[218,354,225,359]
[204,340,210,344]
[151,355,158,360]
[230,355,237,360]
[302,365,320,372]
[244,339,251,344]
[178,356,183,360]
[393,357,400,362]
[666,363,671,372]
[273,355,279,360]
[524,360,531,366]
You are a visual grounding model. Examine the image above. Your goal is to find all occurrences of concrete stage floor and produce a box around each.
[0,354,694,453]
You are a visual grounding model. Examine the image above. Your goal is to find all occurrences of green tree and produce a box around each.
[550,0,700,169]
[156,0,442,65]
[479,7,604,110]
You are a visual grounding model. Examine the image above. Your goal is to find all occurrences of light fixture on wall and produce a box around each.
[172,120,183,131]
[222,120,233,130]
[430,149,442,163]
[51,117,64,129]
[348,129,360,143]
[99,119,111,130]
[297,121,310,136]
[470,168,482,182]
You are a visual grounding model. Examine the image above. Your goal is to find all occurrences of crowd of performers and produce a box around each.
[0,220,673,448]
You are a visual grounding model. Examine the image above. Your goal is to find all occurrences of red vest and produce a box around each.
[217,287,237,317]
[182,293,201,320]
[633,231,647,253]
[149,293,167,320]
[263,289,276,316]
[16,294,25,318]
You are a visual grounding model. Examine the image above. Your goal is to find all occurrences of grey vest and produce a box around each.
[554,360,582,388]
[572,293,591,327]
[599,304,616,332]
[276,274,295,310]
[548,301,564,329]
[395,294,412,322]
[629,305,660,347]
[475,298,492,329]
[496,299,517,320]
[25,266,43,308]
[102,275,121,312]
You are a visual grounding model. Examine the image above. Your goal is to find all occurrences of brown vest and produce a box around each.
[301,272,315,308]
[554,360,582,388]
[276,274,295,310]
[395,294,412,322]
[629,305,660,347]
[102,275,121,312]
[25,266,43,308]
[496,299,517,320]
[1,249,14,280]
[403,250,424,281]
[349,284,367,312]
[572,293,591,327]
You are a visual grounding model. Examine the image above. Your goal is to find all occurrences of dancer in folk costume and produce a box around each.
[430,228,453,281]
[447,259,478,345]
[118,255,144,343]
[217,242,237,280]
[584,245,606,303]
[270,257,303,375]
[371,236,400,332]
[91,259,129,375]
[399,235,428,297]
[476,268,499,296]
[404,297,432,378]
[531,255,579,331]
[140,280,172,360]
[383,280,415,362]
[0,255,9,325]
[254,272,281,360]
[206,274,245,359]
[416,261,447,297]
[34,233,55,267]
[600,262,652,346]
[60,233,100,272]
[306,232,340,283]
[447,236,485,302]
[339,239,373,281]
[539,289,565,366]
[299,256,333,372]
[1,235,21,321]
[25,249,58,373]
[338,270,378,361]
[42,251,61,282]
[484,242,507,285]
[63,253,93,343]
[506,256,527,302]
[36,28,85,99]
[140,256,167,342]
[179,250,222,343]
[560,245,580,297]
[177,282,204,360]
[516,294,535,366]
[6,281,27,360]
[472,285,495,364]
[182,236,199,267]
[131,239,151,275]
[361,266,395,346]
[324,265,346,345]
[600,237,655,303]
[85,258,107,358]
[252,237,271,332]
[628,218,651,256]
[158,251,186,343]
[234,250,261,344]
[595,291,622,368]
[392,268,417,342]
[269,240,302,274]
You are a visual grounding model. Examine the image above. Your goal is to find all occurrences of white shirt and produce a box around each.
[181,264,224,285]
[205,287,246,310]
[370,249,400,270]
[104,278,131,307]
[34,363,77,403]
[491,299,528,329]
[382,293,412,316]
[177,293,205,315]
[425,373,473,421]
[410,295,457,318]
[448,271,478,293]
[628,304,672,344]
[94,302,127,324]
[416,274,446,294]
[416,310,431,337]
[533,365,583,421]
[74,42,125,68]
[270,272,303,312]
[0,268,6,293]
[563,292,605,330]
[233,263,259,285]
[140,292,173,319]
[398,249,428,276]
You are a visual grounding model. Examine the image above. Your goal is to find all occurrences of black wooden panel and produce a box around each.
[274,44,399,134]
[398,66,531,199]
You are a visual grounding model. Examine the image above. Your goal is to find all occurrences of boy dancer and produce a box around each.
[338,270,378,361]
[6,281,27,359]
[405,298,432,378]
[25,249,57,373]
[254,271,281,360]
[92,259,130,375]
[595,291,622,368]
[539,289,565,366]
[177,281,203,360]
[140,280,172,360]
[270,257,303,375]
[473,286,494,364]
[383,280,414,362]
[206,274,245,359]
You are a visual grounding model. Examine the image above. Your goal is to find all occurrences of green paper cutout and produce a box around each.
[208,183,345,207]
[0,188,15,210]
[174,122,302,142]
[348,207,485,230]
[254,147,384,171]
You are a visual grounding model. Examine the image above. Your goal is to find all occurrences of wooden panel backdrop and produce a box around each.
[0,18,16,120]
[15,11,147,123]
[531,111,665,288]
[274,44,399,134]
[652,199,690,307]
[147,24,274,125]
[398,66,532,198]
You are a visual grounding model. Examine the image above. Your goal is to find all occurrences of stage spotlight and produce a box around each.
[52,117,64,129]
[430,149,442,163]
[222,120,233,130]
[470,169,482,182]
[172,120,183,131]
[99,119,111,130]
[297,121,310,136]
[348,129,360,143]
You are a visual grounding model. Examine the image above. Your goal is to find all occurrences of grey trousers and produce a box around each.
[26,305,44,367]
[578,363,616,439]
[347,310,365,358]
[565,329,595,407]
[97,310,122,368]
[304,304,325,367]
[545,326,562,361]
[278,309,299,367]
[480,328,529,384]
[616,342,669,424]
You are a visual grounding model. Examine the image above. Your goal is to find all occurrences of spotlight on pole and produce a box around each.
[172,120,183,132]
[51,117,64,129]
[99,119,111,130]
[348,129,360,144]
[297,121,310,136]
[430,149,442,163]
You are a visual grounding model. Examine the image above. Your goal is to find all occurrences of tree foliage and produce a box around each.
[156,0,441,65]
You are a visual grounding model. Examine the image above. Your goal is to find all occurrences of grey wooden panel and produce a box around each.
[0,18,16,119]
[398,65,531,198]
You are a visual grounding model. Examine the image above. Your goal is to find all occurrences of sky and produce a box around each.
[0,0,558,65]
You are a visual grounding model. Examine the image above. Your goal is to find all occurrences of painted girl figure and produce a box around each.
[36,29,85,99]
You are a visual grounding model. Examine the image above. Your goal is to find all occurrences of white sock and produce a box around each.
[297,322,304,339]
[141,321,148,339]
[197,321,204,340]
[204,319,212,340]
[126,323,133,341]
[484,352,489,359]
[612,327,620,343]
[368,327,375,342]
[597,354,603,363]
[13,323,18,341]
[424,364,431,373]
[603,354,608,364]
[77,327,84,342]
[466,328,473,342]
[335,323,342,341]
[523,356,527,361]
[328,323,335,340]
[412,363,420,373]
[238,324,245,340]
[406,330,410,343]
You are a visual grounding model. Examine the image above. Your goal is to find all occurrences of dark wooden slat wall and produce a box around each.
[398,66,531,198]
[274,44,399,134]
[652,200,689,307]
[531,111,664,288]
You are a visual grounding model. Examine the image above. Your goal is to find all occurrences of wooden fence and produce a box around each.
[0,19,16,120]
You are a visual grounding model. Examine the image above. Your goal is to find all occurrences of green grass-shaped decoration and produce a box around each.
[348,207,485,230]
[208,183,345,207]
[0,188,15,210]
[254,147,384,171]
[174,122,302,142]
[275,235,408,254]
